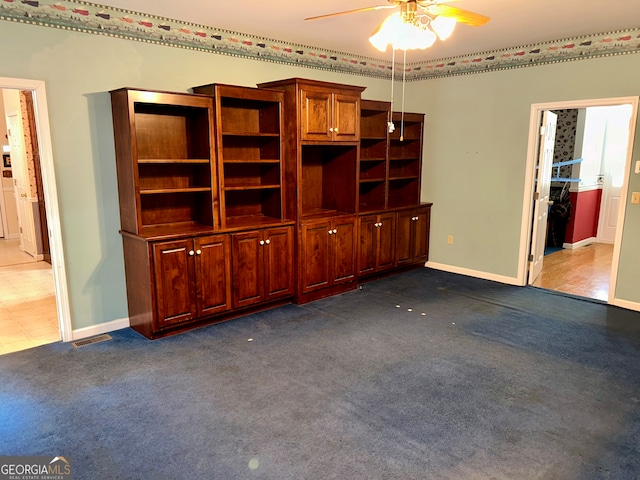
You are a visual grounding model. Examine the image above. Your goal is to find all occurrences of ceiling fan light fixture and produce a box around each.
[430,15,456,41]
[369,12,437,52]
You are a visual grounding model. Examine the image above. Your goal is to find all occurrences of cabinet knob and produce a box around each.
[189,250,195,256]
[259,240,265,246]
[329,127,334,132]
[379,222,383,227]
[265,239,271,245]
[196,249,202,255]
[328,230,333,235]
[334,128,338,133]
[333,229,337,234]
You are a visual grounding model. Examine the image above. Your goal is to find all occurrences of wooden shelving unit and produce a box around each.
[110,79,432,339]
[110,88,216,238]
[193,83,286,230]
[359,100,390,212]
[388,111,423,208]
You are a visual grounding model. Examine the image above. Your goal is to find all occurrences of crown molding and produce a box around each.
[1,0,639,81]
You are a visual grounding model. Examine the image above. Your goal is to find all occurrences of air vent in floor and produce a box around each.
[71,334,112,348]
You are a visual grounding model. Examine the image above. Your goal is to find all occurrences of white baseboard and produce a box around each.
[563,237,596,250]
[611,298,640,312]
[425,261,522,286]
[71,317,130,341]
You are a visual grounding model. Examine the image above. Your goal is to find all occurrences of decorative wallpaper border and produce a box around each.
[1,0,639,81]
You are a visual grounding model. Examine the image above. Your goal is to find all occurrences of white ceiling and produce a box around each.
[96,0,640,62]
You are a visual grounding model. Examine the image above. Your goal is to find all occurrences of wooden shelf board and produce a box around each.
[389,176,419,182]
[389,157,419,162]
[139,187,211,194]
[223,159,280,164]
[138,158,210,164]
[224,184,280,191]
[225,215,288,229]
[136,222,215,240]
[359,178,385,184]
[361,136,388,141]
[222,131,279,137]
[360,157,386,162]
[300,208,356,220]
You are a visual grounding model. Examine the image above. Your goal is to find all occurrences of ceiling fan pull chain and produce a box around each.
[400,48,407,141]
[388,48,396,134]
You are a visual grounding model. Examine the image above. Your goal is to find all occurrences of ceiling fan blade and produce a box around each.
[304,5,396,21]
[425,5,490,26]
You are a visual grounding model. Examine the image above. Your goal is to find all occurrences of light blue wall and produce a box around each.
[1,20,638,332]
[407,54,640,303]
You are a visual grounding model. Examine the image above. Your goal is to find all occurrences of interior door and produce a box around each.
[597,105,632,243]
[7,112,37,256]
[529,110,557,284]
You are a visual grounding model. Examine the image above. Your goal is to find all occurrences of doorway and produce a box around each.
[519,96,639,304]
[0,77,71,352]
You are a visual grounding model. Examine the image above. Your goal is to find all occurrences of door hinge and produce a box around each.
[540,125,545,135]
[535,192,540,200]
[528,254,534,262]
[19,227,23,233]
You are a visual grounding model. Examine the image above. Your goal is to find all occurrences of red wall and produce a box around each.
[565,189,602,244]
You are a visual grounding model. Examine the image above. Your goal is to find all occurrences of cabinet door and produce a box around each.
[396,210,415,266]
[332,218,356,284]
[412,207,430,264]
[300,221,331,293]
[357,215,377,276]
[264,226,294,301]
[195,235,232,317]
[232,231,265,309]
[333,93,360,141]
[152,240,196,327]
[377,212,397,271]
[300,88,333,142]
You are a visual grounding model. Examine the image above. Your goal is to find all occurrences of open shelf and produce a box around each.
[140,190,213,229]
[301,144,357,217]
[224,188,282,224]
[388,177,420,207]
[359,181,386,213]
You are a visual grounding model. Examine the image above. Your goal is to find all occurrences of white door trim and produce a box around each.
[0,77,72,342]
[518,96,639,306]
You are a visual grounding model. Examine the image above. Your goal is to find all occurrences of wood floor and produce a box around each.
[0,239,59,355]
[532,242,613,301]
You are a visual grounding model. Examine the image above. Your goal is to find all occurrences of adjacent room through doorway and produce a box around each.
[525,98,637,303]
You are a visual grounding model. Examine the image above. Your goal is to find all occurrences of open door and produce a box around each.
[529,110,557,284]
[6,111,38,257]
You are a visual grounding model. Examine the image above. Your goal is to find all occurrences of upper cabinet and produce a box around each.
[300,87,360,142]
[258,78,364,143]
[110,89,217,238]
[191,84,286,230]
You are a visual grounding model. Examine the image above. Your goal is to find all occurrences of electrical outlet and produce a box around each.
[632,192,640,204]
[447,235,454,245]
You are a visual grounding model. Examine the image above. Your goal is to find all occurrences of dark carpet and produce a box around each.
[1,269,639,479]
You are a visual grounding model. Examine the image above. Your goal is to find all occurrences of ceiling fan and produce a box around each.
[305,0,490,51]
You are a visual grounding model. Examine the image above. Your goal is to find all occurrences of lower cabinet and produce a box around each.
[300,217,356,294]
[123,226,294,339]
[232,226,294,309]
[357,212,396,276]
[396,206,431,266]
[152,235,232,329]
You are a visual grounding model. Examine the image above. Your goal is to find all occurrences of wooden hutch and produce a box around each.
[110,78,431,339]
